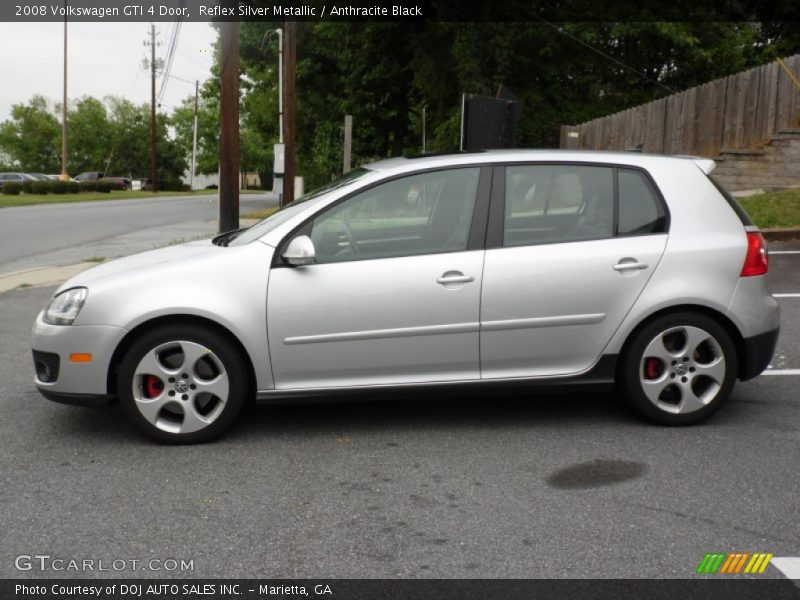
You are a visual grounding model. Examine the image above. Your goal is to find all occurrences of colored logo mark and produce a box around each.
[696,552,774,574]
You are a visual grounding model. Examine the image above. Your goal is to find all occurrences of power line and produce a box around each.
[157,1,186,104]
[521,11,677,94]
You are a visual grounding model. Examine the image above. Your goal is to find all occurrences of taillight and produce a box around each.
[741,231,768,277]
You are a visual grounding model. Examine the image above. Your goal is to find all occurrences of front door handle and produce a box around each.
[613,259,649,272]
[437,272,475,285]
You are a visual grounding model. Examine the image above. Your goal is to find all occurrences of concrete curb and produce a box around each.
[0,262,99,294]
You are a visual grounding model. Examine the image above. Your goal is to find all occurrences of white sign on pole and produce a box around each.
[274,143,285,175]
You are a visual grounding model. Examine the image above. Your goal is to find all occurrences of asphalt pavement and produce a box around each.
[0,241,798,582]
[0,193,275,273]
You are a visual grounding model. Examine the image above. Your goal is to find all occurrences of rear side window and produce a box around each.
[504,165,614,246]
[708,175,753,226]
[617,169,667,235]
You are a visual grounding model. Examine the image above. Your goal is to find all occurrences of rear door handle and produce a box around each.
[437,273,475,285]
[613,261,649,272]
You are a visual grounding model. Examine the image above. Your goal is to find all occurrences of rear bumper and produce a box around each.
[741,328,780,381]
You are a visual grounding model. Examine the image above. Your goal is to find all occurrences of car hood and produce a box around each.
[57,239,217,291]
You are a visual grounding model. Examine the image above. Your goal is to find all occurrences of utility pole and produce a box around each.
[219,17,240,232]
[60,1,68,181]
[190,79,198,191]
[150,23,158,193]
[343,115,352,174]
[422,106,426,154]
[281,20,296,207]
[277,28,283,144]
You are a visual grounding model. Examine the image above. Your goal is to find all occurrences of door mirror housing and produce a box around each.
[282,235,316,266]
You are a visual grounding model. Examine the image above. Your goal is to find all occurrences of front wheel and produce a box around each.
[619,312,738,425]
[117,325,249,443]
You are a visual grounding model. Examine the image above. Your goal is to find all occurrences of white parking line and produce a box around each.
[763,369,800,376]
[770,251,800,255]
[772,557,800,584]
[773,293,800,298]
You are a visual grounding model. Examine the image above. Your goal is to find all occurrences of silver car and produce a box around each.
[31,151,779,443]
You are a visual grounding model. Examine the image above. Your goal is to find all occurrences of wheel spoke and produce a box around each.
[195,373,229,400]
[679,382,708,413]
[134,348,178,379]
[134,393,172,426]
[178,341,212,374]
[643,334,676,364]
[180,402,213,434]
[683,326,711,358]
[641,377,672,405]
[694,356,726,384]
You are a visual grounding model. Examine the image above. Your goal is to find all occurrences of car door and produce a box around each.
[267,166,491,389]
[480,164,668,378]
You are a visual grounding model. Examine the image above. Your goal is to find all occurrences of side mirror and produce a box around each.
[282,235,316,266]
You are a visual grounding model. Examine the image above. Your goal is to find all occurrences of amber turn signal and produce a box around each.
[69,353,92,363]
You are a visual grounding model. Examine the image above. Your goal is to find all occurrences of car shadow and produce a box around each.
[225,389,641,442]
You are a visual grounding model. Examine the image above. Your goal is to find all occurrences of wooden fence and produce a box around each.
[560,54,800,157]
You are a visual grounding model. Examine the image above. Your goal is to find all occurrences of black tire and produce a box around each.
[117,324,249,444]
[619,311,738,425]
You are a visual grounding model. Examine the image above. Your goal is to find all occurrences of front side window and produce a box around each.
[504,165,614,246]
[310,168,480,263]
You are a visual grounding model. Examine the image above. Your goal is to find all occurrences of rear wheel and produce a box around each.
[117,325,249,443]
[620,312,738,425]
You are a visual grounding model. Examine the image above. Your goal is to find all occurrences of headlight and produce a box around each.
[43,287,88,325]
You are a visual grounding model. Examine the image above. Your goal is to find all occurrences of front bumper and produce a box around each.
[31,312,126,404]
[741,327,780,381]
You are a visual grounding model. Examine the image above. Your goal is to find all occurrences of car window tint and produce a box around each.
[311,167,480,263]
[617,169,666,235]
[504,165,613,246]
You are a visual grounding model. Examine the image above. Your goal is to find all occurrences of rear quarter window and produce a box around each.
[617,168,667,236]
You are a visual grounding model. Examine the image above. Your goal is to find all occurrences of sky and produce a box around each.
[0,21,217,123]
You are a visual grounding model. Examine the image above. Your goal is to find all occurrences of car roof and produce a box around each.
[364,150,715,176]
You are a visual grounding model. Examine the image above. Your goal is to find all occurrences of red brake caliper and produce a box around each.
[644,358,663,380]
[144,375,163,398]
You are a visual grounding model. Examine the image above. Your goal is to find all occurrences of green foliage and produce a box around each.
[231,20,791,190]
[22,180,35,194]
[79,181,98,192]
[95,182,112,193]
[30,181,50,194]
[0,96,61,172]
[67,97,113,174]
[2,182,22,195]
[50,180,69,194]
[0,95,187,187]
[68,181,80,194]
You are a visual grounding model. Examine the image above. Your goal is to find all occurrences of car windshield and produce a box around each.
[228,168,373,246]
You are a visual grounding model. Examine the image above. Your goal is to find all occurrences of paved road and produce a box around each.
[0,193,276,268]
[0,244,798,582]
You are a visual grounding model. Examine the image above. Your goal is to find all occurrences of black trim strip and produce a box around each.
[38,390,116,407]
[256,355,618,404]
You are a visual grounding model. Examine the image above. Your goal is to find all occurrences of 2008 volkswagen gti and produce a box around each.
[31,151,780,443]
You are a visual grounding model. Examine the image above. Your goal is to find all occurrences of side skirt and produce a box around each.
[255,355,618,405]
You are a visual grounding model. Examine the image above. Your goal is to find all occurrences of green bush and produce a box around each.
[68,181,80,194]
[79,181,97,192]
[22,180,35,194]
[96,182,112,193]
[2,182,22,195]
[50,180,69,194]
[30,181,50,194]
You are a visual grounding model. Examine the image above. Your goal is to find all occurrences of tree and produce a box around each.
[0,95,60,172]
[67,96,113,174]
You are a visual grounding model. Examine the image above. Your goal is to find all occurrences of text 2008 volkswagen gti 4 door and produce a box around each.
[32,151,779,443]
